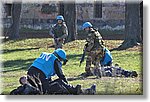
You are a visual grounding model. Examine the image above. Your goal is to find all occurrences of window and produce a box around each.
[94,0,102,18]
[41,3,58,14]
[5,4,12,17]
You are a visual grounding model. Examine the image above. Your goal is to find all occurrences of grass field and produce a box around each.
[0,38,143,95]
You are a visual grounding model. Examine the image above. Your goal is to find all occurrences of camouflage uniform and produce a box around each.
[85,28,104,76]
[50,22,68,49]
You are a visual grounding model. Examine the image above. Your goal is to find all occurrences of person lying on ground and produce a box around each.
[10,76,96,95]
[10,76,41,95]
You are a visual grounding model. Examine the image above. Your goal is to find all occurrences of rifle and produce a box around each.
[79,49,86,67]
[79,43,88,67]
[54,37,59,45]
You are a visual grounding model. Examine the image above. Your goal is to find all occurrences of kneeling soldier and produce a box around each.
[82,22,105,78]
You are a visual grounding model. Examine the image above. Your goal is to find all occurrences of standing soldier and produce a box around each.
[49,15,68,49]
[81,22,105,78]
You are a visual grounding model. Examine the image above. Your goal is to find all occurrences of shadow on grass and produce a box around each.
[2,47,39,54]
[1,38,24,43]
[67,73,99,81]
[67,53,83,59]
[67,76,84,81]
[2,53,84,73]
[2,58,35,73]
[67,76,99,81]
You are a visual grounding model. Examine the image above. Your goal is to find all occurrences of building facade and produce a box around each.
[2,0,125,32]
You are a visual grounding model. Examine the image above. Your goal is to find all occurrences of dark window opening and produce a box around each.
[94,0,102,18]
[5,4,12,16]
[41,3,58,14]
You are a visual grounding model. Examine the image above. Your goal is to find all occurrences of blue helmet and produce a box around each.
[56,15,64,21]
[82,22,93,30]
[53,48,66,60]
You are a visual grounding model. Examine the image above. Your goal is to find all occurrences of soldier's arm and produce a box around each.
[23,84,40,95]
[97,31,103,40]
[96,31,105,45]
[49,25,55,38]
[59,24,68,39]
[85,34,95,51]
[12,86,24,94]
[54,59,68,83]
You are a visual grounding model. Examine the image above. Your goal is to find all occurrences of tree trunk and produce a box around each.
[117,1,142,50]
[7,3,22,40]
[59,1,64,16]
[63,1,77,42]
[140,1,143,42]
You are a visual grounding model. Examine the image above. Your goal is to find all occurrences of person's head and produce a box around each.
[82,22,93,31]
[53,48,68,65]
[56,15,64,24]
[19,76,27,85]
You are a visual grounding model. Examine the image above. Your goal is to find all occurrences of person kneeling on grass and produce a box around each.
[10,49,97,95]
[100,47,113,67]
[99,48,137,78]
[26,48,84,95]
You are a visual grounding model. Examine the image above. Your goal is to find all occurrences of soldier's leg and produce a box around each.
[54,39,58,49]
[82,84,96,95]
[49,79,82,95]
[93,51,102,78]
[85,52,92,76]
[27,67,49,94]
[55,41,63,49]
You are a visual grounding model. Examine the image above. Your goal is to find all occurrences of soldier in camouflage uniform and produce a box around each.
[82,22,105,77]
[50,15,68,49]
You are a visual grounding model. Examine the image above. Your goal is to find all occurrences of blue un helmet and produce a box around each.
[82,22,93,30]
[56,15,64,21]
[53,49,68,65]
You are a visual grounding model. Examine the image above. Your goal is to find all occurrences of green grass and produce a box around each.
[0,38,143,95]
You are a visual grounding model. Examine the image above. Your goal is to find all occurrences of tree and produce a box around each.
[112,1,142,50]
[6,2,22,40]
[59,1,64,16]
[140,1,143,42]
[59,1,77,42]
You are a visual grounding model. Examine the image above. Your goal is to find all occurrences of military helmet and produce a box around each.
[56,15,64,21]
[82,22,93,30]
[53,48,68,65]
[53,48,66,60]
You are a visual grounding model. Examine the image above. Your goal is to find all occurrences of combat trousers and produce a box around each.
[85,49,103,75]
[54,39,64,49]
[49,79,81,95]
[27,66,50,94]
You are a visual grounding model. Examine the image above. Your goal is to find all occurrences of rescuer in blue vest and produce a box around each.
[100,47,113,66]
[27,49,81,94]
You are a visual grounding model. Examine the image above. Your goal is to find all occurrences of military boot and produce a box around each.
[82,84,96,95]
[93,68,101,78]
[65,84,82,95]
[75,84,82,95]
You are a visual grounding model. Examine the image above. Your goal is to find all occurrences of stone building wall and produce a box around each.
[2,1,125,31]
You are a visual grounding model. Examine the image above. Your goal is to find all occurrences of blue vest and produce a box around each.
[31,52,62,78]
[100,48,113,66]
